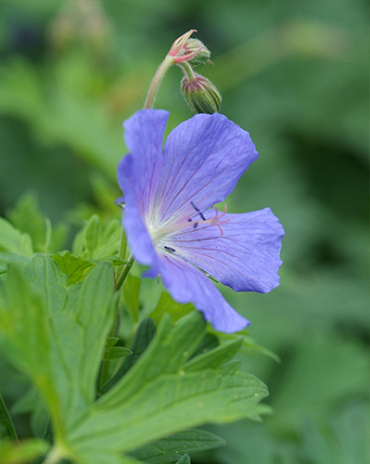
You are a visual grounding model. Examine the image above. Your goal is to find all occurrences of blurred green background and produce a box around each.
[0,0,369,463]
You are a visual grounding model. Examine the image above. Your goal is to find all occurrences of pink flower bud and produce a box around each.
[181,73,222,114]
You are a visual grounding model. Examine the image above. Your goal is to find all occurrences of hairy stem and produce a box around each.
[144,54,174,109]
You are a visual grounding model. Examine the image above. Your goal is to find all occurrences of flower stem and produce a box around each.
[41,444,67,464]
[115,254,134,291]
[144,54,174,109]
[179,61,196,81]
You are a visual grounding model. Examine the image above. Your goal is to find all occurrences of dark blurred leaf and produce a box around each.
[0,393,17,441]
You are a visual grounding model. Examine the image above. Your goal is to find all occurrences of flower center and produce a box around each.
[146,202,230,252]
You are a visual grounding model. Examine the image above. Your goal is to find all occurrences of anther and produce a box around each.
[190,201,206,220]
[193,222,198,229]
[164,246,176,253]
[187,218,192,222]
[190,201,199,211]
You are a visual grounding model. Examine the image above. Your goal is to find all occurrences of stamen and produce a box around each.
[190,201,206,221]
[164,246,176,252]
[193,222,198,229]
[187,218,192,222]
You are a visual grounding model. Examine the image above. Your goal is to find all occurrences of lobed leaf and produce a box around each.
[66,313,269,460]
[51,251,95,285]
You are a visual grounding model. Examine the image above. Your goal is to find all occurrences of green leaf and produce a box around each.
[0,255,116,449]
[51,251,95,285]
[0,393,17,441]
[175,455,190,464]
[122,274,141,323]
[105,337,120,349]
[82,216,121,260]
[183,338,243,372]
[149,292,194,324]
[103,347,132,361]
[0,439,49,464]
[0,218,33,257]
[6,192,67,254]
[101,318,156,394]
[66,313,269,461]
[130,429,226,463]
[84,215,102,257]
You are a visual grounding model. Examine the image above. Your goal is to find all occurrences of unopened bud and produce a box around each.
[183,39,211,67]
[181,73,222,114]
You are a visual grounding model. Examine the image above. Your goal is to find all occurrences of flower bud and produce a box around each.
[181,73,222,114]
[183,38,211,67]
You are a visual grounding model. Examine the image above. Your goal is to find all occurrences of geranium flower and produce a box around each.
[117,109,284,333]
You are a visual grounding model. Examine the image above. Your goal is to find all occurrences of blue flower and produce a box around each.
[117,109,284,333]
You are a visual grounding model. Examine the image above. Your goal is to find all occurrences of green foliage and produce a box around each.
[130,429,225,463]
[0,246,268,463]
[0,218,33,257]
[51,251,95,285]
[66,313,268,462]
[72,215,121,260]
[0,394,17,441]
[0,439,49,464]
[0,0,368,462]
[174,455,190,464]
[6,193,67,254]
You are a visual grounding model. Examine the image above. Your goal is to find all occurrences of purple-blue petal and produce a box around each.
[168,208,284,293]
[152,253,250,333]
[156,112,259,223]
[117,153,158,267]
[120,109,169,216]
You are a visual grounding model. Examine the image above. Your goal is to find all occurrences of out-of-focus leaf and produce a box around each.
[122,274,141,323]
[270,331,370,434]
[76,216,121,260]
[6,192,67,253]
[175,455,190,464]
[130,429,225,463]
[0,219,33,257]
[0,439,49,464]
[0,394,17,441]
[103,347,132,361]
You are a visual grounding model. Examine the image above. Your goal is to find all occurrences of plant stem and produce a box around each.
[179,61,196,81]
[115,254,134,291]
[144,54,174,109]
[41,444,67,464]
